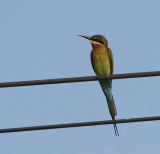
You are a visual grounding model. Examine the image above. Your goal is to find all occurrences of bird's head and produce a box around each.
[78,34,108,48]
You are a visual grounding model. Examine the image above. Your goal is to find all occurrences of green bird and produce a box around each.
[79,34,119,136]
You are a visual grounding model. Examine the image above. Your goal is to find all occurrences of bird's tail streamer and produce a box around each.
[112,116,119,136]
[107,99,119,136]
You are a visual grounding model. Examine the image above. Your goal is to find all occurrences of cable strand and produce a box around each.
[0,116,160,134]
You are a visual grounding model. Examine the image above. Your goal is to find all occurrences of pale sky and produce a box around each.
[0,0,160,153]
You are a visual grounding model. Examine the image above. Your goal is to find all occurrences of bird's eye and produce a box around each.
[98,40,104,44]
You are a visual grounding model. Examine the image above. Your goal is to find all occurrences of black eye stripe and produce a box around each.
[98,40,104,44]
[92,38,104,44]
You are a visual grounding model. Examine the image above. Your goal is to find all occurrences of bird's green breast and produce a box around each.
[91,46,110,75]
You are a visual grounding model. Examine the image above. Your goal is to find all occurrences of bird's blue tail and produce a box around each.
[99,80,113,102]
[99,80,119,136]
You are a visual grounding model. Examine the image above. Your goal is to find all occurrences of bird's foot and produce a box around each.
[105,74,109,78]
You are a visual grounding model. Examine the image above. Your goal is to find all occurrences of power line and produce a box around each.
[0,71,160,88]
[0,116,160,133]
[0,71,160,134]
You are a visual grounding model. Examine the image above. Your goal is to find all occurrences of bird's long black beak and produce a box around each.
[78,35,91,40]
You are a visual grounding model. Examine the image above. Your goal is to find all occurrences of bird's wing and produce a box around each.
[108,48,114,75]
